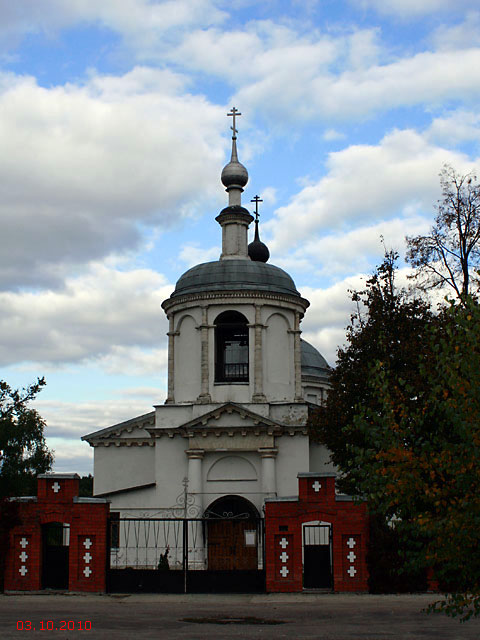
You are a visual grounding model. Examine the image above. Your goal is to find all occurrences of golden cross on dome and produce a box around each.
[227,107,242,139]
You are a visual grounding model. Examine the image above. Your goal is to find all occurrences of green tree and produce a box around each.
[346,298,480,620]
[0,377,54,499]
[79,474,93,497]
[309,250,433,496]
[406,164,480,302]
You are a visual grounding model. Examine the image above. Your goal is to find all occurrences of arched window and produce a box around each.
[215,311,249,382]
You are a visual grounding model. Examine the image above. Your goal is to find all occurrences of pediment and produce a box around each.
[82,411,155,444]
[177,402,279,434]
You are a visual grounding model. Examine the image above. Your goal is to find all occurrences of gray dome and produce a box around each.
[221,159,248,188]
[171,260,300,298]
[301,339,329,377]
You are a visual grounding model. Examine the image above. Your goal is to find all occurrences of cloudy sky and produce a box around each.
[1,0,479,475]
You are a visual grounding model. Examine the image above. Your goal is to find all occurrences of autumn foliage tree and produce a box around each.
[309,251,433,496]
[342,298,480,619]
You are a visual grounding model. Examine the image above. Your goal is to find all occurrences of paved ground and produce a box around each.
[1,592,479,640]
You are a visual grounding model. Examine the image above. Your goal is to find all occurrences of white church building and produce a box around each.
[4,111,370,596]
[83,109,333,521]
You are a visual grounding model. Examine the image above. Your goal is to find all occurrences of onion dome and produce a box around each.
[248,220,270,262]
[248,194,270,262]
[221,136,248,189]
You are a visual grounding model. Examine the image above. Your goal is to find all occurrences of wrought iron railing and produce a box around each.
[215,362,248,382]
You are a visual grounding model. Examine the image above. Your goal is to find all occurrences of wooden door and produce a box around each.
[207,520,258,570]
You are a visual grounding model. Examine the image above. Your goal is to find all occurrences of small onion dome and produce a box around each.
[221,138,248,188]
[248,221,270,263]
[248,237,270,262]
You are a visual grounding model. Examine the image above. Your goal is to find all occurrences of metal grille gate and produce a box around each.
[106,516,265,593]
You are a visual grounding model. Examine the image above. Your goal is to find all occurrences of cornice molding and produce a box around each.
[162,289,309,314]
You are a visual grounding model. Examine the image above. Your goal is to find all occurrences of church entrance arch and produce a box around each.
[205,496,261,571]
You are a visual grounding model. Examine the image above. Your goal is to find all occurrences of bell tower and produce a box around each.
[162,109,309,405]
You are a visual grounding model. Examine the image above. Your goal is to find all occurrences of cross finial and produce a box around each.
[227,107,242,139]
[251,195,263,222]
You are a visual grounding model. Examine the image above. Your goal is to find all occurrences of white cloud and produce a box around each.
[46,438,93,475]
[37,388,167,474]
[431,11,480,51]
[299,265,420,366]
[96,346,168,376]
[118,386,161,398]
[323,129,346,141]
[235,47,480,122]
[0,263,173,367]
[426,110,480,146]
[257,187,277,206]
[178,243,220,268]
[300,276,365,365]
[346,28,381,70]
[0,0,226,55]
[267,128,476,252]
[352,0,480,18]
[287,216,429,280]
[0,67,224,289]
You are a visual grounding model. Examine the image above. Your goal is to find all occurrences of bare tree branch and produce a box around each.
[406,164,480,303]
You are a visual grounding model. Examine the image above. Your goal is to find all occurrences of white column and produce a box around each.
[293,311,303,401]
[259,448,278,497]
[186,449,204,513]
[197,306,212,403]
[186,449,205,568]
[216,208,253,261]
[252,304,266,402]
[166,315,177,404]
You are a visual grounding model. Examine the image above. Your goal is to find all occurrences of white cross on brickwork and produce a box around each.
[312,481,322,492]
[280,566,289,578]
[347,551,356,563]
[20,538,29,548]
[19,566,28,576]
[280,552,289,563]
[83,566,92,578]
[52,481,61,493]
[83,552,92,564]
[83,538,92,549]
[347,566,357,578]
[347,537,356,548]
[279,537,289,549]
[19,552,28,563]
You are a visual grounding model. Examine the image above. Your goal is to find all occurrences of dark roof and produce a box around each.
[170,259,300,298]
[301,339,330,377]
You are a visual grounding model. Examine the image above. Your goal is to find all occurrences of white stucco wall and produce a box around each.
[202,451,262,514]
[108,485,158,512]
[93,444,155,496]
[154,436,189,508]
[275,434,310,497]
[264,311,295,401]
[309,442,336,473]
[174,312,201,402]
[303,385,326,405]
